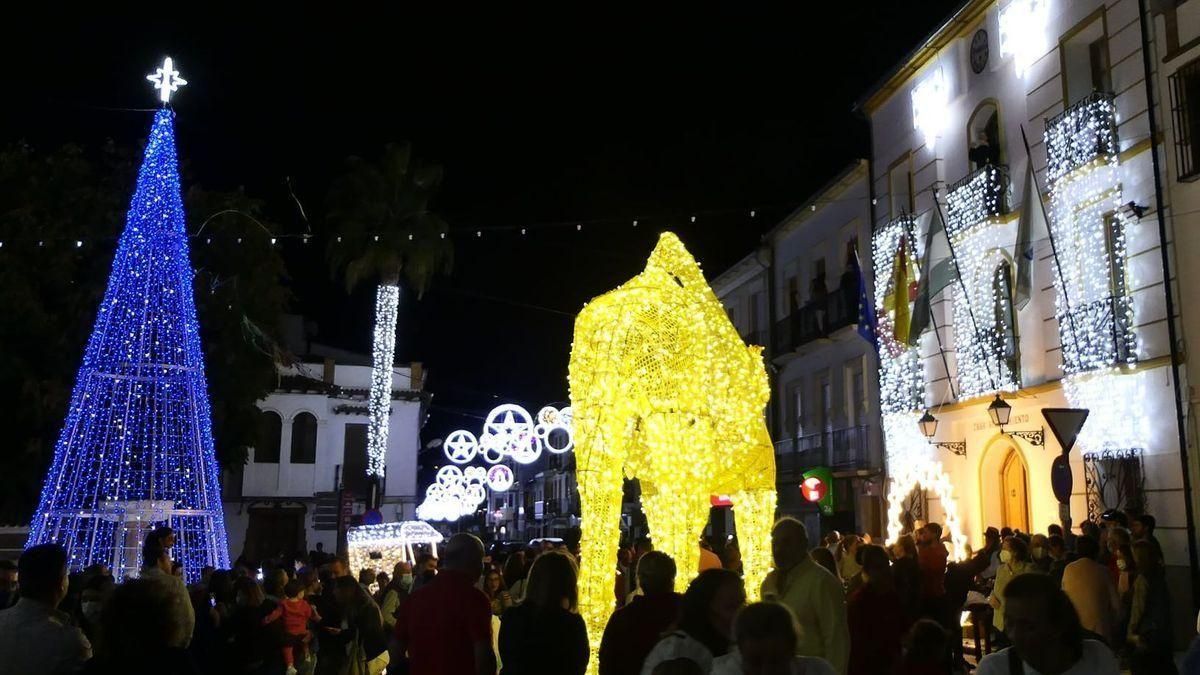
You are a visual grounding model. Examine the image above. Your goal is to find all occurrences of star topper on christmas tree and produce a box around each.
[147,57,187,104]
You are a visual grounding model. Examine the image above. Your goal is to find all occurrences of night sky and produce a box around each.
[2,7,961,445]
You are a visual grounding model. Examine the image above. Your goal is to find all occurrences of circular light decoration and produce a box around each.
[482,404,540,464]
[417,465,489,522]
[536,405,575,454]
[487,465,514,492]
[418,402,577,522]
[477,435,506,465]
[464,465,488,487]
[436,465,463,486]
[443,429,479,464]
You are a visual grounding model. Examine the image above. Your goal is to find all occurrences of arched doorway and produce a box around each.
[980,437,1031,533]
[1000,447,1031,533]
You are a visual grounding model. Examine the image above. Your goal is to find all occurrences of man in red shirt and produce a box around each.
[916,522,948,623]
[395,533,496,675]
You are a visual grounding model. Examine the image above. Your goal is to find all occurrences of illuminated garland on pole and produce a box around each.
[367,284,400,479]
[25,59,230,582]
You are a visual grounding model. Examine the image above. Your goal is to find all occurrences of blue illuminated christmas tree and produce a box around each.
[26,59,229,581]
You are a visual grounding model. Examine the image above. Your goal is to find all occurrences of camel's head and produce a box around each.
[643,232,708,292]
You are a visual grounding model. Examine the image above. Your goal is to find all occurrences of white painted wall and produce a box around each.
[865,0,1189,570]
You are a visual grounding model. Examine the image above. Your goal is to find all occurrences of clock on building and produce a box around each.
[971,29,989,74]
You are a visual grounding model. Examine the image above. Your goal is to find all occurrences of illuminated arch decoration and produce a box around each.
[568,232,776,666]
[873,219,967,560]
[883,416,969,560]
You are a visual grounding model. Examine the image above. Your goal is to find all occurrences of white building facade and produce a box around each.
[860,0,1195,631]
[767,162,884,537]
[713,172,885,538]
[223,360,426,562]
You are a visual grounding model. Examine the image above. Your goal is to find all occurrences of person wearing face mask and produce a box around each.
[411,552,438,592]
[1029,534,1051,573]
[78,573,115,644]
[0,543,92,675]
[987,536,1040,645]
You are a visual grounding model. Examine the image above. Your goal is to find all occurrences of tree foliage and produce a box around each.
[188,187,292,470]
[326,143,453,295]
[0,142,289,523]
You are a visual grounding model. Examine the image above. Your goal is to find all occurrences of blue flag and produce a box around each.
[854,251,878,351]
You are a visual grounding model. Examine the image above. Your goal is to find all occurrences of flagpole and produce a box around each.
[927,199,1002,393]
[927,304,959,400]
[1019,124,1084,355]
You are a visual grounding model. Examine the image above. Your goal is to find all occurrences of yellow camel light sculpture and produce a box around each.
[568,232,777,663]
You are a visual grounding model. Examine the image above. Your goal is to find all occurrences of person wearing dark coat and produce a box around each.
[333,576,389,671]
[499,552,589,675]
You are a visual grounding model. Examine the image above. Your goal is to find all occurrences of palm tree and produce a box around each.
[326,143,452,507]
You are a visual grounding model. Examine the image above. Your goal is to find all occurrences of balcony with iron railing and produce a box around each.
[1045,91,1119,185]
[944,164,1011,240]
[773,425,873,482]
[773,283,858,357]
[1058,295,1137,375]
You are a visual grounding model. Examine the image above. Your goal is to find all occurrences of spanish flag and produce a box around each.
[884,236,919,344]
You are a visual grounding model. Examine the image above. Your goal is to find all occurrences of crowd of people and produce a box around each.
[0,509,1192,675]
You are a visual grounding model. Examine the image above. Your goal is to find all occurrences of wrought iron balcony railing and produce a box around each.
[773,284,859,356]
[1058,295,1136,374]
[944,164,1011,241]
[773,425,873,481]
[1045,91,1119,185]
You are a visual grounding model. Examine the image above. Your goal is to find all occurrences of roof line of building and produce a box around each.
[853,0,992,115]
[763,159,869,242]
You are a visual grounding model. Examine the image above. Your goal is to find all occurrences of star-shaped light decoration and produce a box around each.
[147,57,187,104]
[443,430,479,465]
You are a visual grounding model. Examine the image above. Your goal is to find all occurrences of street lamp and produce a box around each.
[987,394,1045,446]
[987,395,1012,427]
[918,410,939,438]
[917,409,966,457]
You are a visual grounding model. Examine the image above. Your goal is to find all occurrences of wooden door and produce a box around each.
[1000,448,1031,533]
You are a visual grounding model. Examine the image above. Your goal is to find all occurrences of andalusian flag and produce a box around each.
[884,236,919,344]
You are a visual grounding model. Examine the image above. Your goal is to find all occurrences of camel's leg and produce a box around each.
[637,412,712,593]
[575,413,629,671]
[729,486,777,600]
